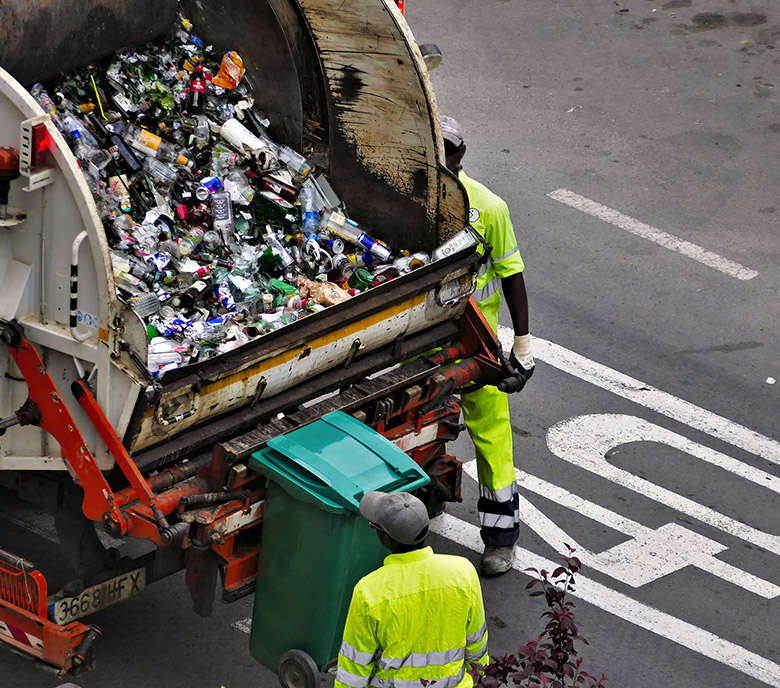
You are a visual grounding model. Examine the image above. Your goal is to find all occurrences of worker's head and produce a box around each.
[440,115,466,173]
[360,491,430,553]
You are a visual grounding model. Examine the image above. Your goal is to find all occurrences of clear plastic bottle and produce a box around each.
[192,114,210,147]
[224,169,254,205]
[61,112,100,148]
[30,84,60,126]
[111,251,157,284]
[122,123,194,168]
[265,230,295,269]
[202,230,222,252]
[277,145,311,182]
[147,337,183,373]
[108,175,132,214]
[132,223,160,253]
[142,157,179,186]
[69,129,112,178]
[319,209,392,262]
[299,184,319,237]
[179,226,206,256]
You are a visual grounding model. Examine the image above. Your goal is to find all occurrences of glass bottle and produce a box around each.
[122,123,194,168]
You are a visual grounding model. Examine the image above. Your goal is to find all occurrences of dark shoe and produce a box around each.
[480,545,514,576]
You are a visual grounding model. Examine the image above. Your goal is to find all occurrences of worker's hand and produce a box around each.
[509,333,535,384]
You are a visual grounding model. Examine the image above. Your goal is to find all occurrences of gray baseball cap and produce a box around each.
[440,115,464,148]
[360,491,430,545]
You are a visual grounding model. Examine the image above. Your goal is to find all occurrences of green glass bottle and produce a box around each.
[348,268,373,291]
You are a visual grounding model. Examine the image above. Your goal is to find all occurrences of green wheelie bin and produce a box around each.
[247,411,430,688]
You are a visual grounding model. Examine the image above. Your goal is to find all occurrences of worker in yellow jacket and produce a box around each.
[441,115,535,576]
[335,491,489,688]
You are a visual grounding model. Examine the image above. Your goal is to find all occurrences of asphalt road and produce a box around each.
[2,0,780,686]
[408,0,780,686]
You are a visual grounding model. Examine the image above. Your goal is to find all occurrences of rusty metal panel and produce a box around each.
[0,0,178,86]
[184,0,467,251]
[300,0,441,251]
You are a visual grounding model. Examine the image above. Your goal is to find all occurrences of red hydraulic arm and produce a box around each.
[0,320,202,545]
[0,321,127,534]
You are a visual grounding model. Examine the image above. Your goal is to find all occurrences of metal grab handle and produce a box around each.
[70,231,91,342]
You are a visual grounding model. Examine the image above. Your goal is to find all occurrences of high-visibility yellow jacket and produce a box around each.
[335,546,488,688]
[459,171,525,326]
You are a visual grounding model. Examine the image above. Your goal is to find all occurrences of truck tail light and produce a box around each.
[30,123,50,168]
[20,117,55,192]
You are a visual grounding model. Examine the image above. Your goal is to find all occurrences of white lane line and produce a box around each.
[546,415,780,555]
[495,326,780,464]
[547,189,759,281]
[464,461,780,598]
[516,468,780,598]
[431,512,780,687]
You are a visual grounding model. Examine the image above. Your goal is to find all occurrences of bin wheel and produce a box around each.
[278,649,319,688]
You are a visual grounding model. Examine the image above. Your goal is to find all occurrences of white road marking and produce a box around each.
[547,188,759,281]
[510,466,780,598]
[468,459,779,598]
[496,326,780,465]
[547,414,780,554]
[430,512,780,687]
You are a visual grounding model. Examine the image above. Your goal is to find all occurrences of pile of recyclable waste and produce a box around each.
[30,14,434,377]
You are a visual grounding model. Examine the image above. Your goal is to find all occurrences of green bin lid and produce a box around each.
[248,411,430,514]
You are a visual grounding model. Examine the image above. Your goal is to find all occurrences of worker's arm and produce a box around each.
[486,195,533,380]
[464,572,489,669]
[501,271,529,337]
[501,271,534,380]
[335,588,380,688]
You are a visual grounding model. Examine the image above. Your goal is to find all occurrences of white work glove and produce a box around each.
[509,334,535,383]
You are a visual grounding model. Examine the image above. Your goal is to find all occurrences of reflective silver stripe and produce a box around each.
[476,261,489,278]
[492,245,520,263]
[478,482,518,503]
[465,649,488,662]
[340,641,377,667]
[479,512,516,529]
[466,622,488,646]
[377,647,465,670]
[473,276,499,303]
[370,666,466,688]
[336,667,371,688]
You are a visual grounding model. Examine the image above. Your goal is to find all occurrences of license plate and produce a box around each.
[50,568,146,625]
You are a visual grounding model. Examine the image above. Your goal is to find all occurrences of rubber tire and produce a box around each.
[277,649,319,688]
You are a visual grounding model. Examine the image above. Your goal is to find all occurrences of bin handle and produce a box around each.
[267,435,365,509]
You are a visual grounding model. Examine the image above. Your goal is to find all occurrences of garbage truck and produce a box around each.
[0,0,524,679]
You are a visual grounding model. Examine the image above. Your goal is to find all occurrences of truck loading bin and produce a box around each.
[0,0,523,675]
[0,0,474,471]
[249,411,429,687]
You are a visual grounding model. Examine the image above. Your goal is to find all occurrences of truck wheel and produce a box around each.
[278,649,319,688]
